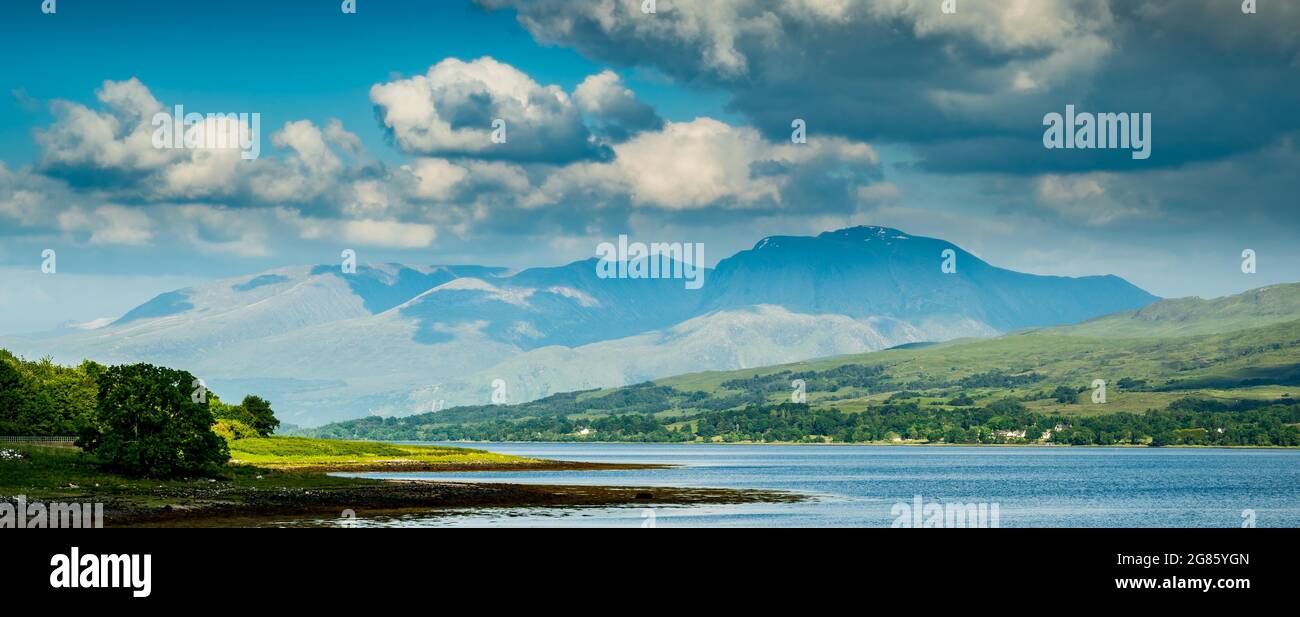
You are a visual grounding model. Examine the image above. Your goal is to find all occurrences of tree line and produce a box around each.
[309,397,1300,447]
[1,349,277,477]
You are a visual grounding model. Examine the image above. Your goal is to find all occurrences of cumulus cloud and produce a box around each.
[611,118,877,210]
[370,56,609,163]
[574,70,663,141]
[3,64,898,261]
[12,77,458,253]
[35,78,173,180]
[32,83,250,203]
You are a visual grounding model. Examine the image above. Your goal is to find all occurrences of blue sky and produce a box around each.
[0,0,734,165]
[2,0,1299,333]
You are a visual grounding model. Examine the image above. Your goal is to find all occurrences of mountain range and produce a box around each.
[0,226,1159,426]
[301,282,1300,443]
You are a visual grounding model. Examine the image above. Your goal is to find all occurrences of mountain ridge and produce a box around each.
[0,225,1160,425]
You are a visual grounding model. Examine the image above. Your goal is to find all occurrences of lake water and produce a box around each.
[331,443,1300,528]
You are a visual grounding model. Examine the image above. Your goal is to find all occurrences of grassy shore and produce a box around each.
[226,435,665,472]
[0,438,786,526]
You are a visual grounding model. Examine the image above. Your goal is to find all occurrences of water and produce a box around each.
[331,443,1300,528]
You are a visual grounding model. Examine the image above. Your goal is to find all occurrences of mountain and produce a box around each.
[0,226,1159,426]
[702,227,1157,330]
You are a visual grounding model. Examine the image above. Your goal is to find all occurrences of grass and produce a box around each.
[1053,283,1300,338]
[656,319,1300,409]
[226,435,537,468]
[0,441,374,503]
[0,436,539,501]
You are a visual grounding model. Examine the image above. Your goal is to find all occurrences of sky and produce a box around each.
[1,0,1298,334]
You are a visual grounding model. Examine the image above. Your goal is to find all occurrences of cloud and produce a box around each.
[484,0,1300,173]
[57,204,154,246]
[403,158,470,201]
[342,219,437,249]
[35,78,173,180]
[573,70,664,141]
[0,162,72,230]
[12,77,458,257]
[613,117,878,210]
[508,116,885,232]
[370,56,610,163]
[2,62,897,266]
[171,205,272,257]
[1030,174,1154,227]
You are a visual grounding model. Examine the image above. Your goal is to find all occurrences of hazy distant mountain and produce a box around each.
[0,226,1159,426]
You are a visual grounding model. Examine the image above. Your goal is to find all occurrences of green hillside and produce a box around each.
[304,284,1300,447]
[1052,283,1300,338]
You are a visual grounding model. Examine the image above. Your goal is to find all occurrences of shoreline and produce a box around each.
[243,459,673,473]
[419,439,1299,450]
[106,479,802,527]
[1,443,791,527]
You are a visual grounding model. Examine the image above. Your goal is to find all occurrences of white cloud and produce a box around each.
[6,65,883,263]
[57,204,154,246]
[404,158,470,201]
[343,219,436,249]
[34,77,173,173]
[370,56,604,162]
[531,118,880,211]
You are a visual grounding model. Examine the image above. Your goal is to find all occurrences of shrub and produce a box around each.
[212,419,260,442]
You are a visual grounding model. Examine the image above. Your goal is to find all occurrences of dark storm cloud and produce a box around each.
[483,0,1300,174]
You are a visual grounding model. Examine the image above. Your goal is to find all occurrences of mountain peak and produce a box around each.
[817,225,912,242]
[753,226,913,252]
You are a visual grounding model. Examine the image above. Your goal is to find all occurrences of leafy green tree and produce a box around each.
[77,363,229,477]
[0,355,22,435]
[0,352,97,436]
[239,395,280,436]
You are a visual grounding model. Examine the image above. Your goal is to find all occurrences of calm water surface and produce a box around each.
[325,443,1300,528]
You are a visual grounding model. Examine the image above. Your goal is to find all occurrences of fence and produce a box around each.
[0,436,77,444]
